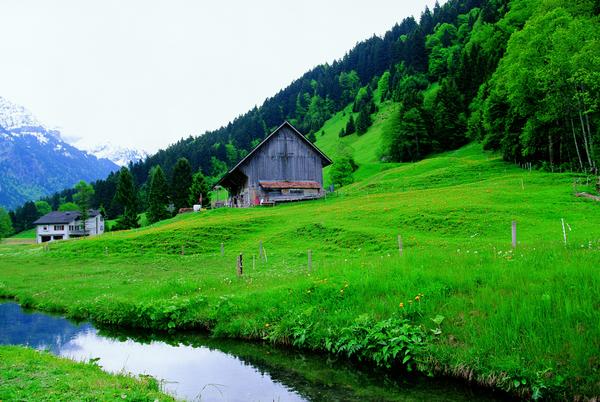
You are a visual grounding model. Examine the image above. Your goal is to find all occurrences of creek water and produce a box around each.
[0,302,506,401]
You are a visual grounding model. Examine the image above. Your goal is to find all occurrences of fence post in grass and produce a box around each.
[308,249,312,272]
[259,240,264,260]
[236,253,243,276]
[398,235,403,256]
[181,245,185,256]
[511,221,517,249]
[561,218,567,246]
[253,254,256,271]
[220,242,224,257]
[521,178,524,190]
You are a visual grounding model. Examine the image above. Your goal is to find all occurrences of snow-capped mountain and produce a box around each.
[79,143,148,167]
[0,96,119,209]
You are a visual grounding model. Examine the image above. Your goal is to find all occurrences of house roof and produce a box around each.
[259,181,321,189]
[33,210,101,225]
[217,121,332,189]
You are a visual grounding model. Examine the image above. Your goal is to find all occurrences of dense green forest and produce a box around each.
[6,0,599,233]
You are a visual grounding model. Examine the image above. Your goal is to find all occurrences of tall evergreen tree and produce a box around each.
[171,158,193,212]
[0,207,14,239]
[113,167,139,230]
[188,170,211,208]
[146,165,171,224]
[73,180,95,234]
[346,115,356,135]
[356,106,372,135]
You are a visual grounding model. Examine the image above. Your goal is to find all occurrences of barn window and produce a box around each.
[290,189,304,195]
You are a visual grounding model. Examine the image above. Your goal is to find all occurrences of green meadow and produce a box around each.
[1,139,599,399]
[0,346,173,401]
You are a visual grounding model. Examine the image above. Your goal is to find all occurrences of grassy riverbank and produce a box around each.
[1,145,599,399]
[0,346,174,401]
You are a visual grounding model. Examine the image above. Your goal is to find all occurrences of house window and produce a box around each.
[43,226,48,231]
[54,225,64,231]
[69,225,74,231]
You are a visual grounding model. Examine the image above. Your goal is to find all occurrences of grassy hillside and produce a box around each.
[1,136,598,398]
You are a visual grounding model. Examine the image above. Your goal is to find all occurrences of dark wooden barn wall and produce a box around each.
[240,127,324,187]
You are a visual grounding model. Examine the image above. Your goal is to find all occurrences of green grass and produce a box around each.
[9,228,35,239]
[0,346,174,401]
[1,132,599,399]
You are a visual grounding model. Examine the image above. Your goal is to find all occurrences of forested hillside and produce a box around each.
[8,0,599,229]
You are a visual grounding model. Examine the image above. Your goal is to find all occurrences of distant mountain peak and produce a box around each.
[0,96,119,209]
[78,142,148,167]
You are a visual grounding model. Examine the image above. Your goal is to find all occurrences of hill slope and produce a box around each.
[1,144,599,398]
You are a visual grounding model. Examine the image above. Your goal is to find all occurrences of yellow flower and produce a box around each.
[265,323,270,328]
[415,295,420,301]
[399,302,404,308]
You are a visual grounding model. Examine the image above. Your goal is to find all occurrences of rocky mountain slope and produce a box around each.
[0,97,118,209]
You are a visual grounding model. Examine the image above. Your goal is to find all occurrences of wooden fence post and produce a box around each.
[259,240,264,260]
[398,235,403,256]
[220,243,224,257]
[181,245,185,255]
[512,221,517,249]
[253,255,256,271]
[236,253,243,276]
[308,249,312,272]
[561,218,567,246]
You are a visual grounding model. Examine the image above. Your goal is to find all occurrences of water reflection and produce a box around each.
[0,302,506,402]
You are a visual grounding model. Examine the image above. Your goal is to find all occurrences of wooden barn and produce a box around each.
[217,121,332,207]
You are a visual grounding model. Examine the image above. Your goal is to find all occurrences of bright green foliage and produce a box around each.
[0,207,14,238]
[58,202,79,212]
[338,70,360,105]
[113,167,139,230]
[146,166,171,224]
[171,158,193,211]
[34,201,51,216]
[329,157,355,188]
[0,346,173,401]
[188,170,211,208]
[389,107,430,161]
[377,71,391,102]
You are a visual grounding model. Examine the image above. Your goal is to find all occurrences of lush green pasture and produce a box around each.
[0,144,598,399]
[0,346,173,401]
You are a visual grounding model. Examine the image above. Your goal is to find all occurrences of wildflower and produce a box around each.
[415,295,420,301]
[399,302,404,308]
[265,323,270,328]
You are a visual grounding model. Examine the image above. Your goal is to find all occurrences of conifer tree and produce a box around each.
[346,115,356,135]
[171,157,193,212]
[188,170,211,208]
[356,106,372,135]
[114,167,139,230]
[146,165,171,224]
[73,180,95,234]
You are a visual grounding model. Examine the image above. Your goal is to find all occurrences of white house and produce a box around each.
[33,210,105,244]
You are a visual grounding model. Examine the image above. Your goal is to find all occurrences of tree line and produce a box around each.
[5,157,211,235]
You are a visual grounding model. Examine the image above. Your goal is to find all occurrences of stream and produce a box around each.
[0,302,506,401]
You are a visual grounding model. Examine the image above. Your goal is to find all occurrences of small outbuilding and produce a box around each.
[217,122,332,207]
[33,210,105,243]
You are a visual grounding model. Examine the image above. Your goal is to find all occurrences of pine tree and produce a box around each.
[188,170,211,208]
[73,180,95,234]
[171,158,193,212]
[113,167,139,230]
[0,207,14,239]
[356,106,372,135]
[146,165,171,224]
[346,115,356,135]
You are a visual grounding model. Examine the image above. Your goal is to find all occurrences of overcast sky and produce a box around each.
[0,1,441,153]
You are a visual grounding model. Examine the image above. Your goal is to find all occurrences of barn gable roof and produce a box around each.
[217,121,332,188]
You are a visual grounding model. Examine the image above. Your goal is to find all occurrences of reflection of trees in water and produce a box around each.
[98,327,504,402]
[0,303,92,354]
[0,304,503,402]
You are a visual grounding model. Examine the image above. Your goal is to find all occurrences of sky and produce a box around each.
[0,1,441,153]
